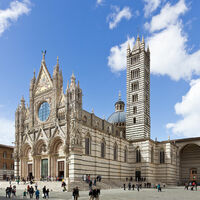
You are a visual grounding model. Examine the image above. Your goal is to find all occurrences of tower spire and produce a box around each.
[57,56,59,65]
[142,35,144,43]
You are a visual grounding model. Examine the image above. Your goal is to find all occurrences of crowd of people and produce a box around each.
[5,183,50,199]
[184,181,198,191]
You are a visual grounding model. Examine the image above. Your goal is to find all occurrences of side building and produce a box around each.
[0,144,14,180]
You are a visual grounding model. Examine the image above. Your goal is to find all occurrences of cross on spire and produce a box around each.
[42,50,47,61]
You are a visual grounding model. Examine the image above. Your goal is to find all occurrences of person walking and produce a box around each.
[96,187,100,200]
[29,186,34,198]
[6,187,11,198]
[136,184,140,192]
[46,188,49,198]
[89,188,94,200]
[128,182,131,190]
[132,184,135,190]
[42,186,47,199]
[35,182,38,190]
[123,183,126,190]
[11,186,16,198]
[23,189,27,199]
[35,189,40,200]
[74,186,79,200]
[184,182,188,190]
[157,184,161,192]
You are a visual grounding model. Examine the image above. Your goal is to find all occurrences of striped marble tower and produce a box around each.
[126,35,150,140]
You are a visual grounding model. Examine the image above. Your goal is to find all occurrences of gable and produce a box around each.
[35,63,53,95]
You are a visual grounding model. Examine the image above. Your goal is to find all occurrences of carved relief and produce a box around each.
[35,69,52,95]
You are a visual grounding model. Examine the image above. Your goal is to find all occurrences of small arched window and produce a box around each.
[133,106,137,114]
[160,149,165,164]
[85,136,91,155]
[124,147,128,163]
[136,148,141,163]
[114,143,118,161]
[151,147,154,163]
[3,151,7,159]
[171,150,173,164]
[101,139,106,158]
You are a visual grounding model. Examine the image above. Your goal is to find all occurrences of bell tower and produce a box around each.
[126,35,150,140]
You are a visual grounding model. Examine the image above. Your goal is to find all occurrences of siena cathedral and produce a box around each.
[14,36,200,188]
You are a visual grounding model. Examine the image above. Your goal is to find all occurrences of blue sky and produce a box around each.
[0,0,200,145]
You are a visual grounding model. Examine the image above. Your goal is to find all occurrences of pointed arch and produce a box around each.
[124,146,128,163]
[101,138,106,158]
[33,139,47,155]
[136,146,141,163]
[160,148,165,164]
[113,142,118,161]
[49,136,64,154]
[151,146,154,163]
[85,132,91,155]
[21,143,32,158]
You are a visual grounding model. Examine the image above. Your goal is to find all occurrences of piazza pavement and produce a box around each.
[0,181,199,200]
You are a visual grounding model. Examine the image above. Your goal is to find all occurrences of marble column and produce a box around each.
[48,155,51,177]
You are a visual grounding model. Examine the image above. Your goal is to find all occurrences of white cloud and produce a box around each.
[0,117,15,145]
[108,37,135,72]
[144,0,162,17]
[146,0,187,32]
[145,0,200,81]
[96,0,103,5]
[167,79,200,138]
[107,6,132,30]
[0,0,31,36]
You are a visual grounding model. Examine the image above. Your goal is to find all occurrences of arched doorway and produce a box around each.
[49,136,66,181]
[21,143,32,180]
[180,144,200,184]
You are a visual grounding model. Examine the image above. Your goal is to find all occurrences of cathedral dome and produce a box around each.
[107,91,126,124]
[107,111,126,124]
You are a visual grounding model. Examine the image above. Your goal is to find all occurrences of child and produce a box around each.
[23,189,27,199]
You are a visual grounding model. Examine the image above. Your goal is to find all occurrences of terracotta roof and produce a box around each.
[0,144,14,149]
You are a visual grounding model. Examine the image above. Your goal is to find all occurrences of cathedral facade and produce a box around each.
[14,36,200,187]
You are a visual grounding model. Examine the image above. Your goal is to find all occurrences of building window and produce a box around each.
[124,147,128,163]
[3,163,7,169]
[101,141,106,158]
[171,150,173,164]
[11,164,14,170]
[38,102,50,122]
[114,143,118,161]
[131,82,139,91]
[151,147,154,163]
[132,94,138,102]
[145,117,149,125]
[133,106,137,114]
[85,137,91,155]
[133,117,136,124]
[131,55,140,65]
[136,148,141,163]
[3,151,7,159]
[160,149,165,164]
[131,68,140,80]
